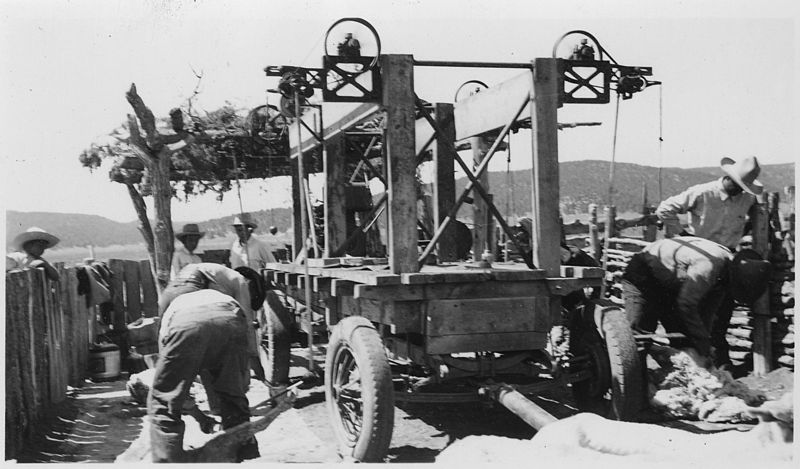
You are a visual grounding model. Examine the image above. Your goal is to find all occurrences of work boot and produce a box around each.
[150,422,186,463]
[236,436,260,462]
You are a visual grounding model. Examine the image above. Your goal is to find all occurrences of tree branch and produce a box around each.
[126,83,162,151]
[125,182,155,259]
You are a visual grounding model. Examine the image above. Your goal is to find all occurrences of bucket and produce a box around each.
[89,343,121,381]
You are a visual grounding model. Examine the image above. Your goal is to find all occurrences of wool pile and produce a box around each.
[647,346,765,422]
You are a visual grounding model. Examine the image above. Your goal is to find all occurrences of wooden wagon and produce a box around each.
[258,25,655,462]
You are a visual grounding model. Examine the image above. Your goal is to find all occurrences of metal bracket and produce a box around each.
[323,56,382,102]
[559,59,612,104]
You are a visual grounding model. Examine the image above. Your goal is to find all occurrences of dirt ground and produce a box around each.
[14,348,795,463]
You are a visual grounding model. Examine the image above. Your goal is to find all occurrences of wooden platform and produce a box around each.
[264,259,603,355]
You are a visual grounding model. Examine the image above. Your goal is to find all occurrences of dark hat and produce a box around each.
[234,266,266,310]
[729,249,771,304]
[175,223,205,241]
[232,213,258,229]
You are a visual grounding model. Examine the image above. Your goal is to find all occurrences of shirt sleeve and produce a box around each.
[675,260,716,356]
[656,187,698,238]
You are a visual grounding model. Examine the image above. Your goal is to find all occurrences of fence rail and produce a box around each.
[5,265,91,460]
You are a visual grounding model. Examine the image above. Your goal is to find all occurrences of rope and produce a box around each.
[607,92,621,207]
[658,84,664,201]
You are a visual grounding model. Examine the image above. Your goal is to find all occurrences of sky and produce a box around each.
[0,0,797,225]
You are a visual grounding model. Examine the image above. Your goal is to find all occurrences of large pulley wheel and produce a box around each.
[259,290,293,385]
[325,316,394,462]
[570,304,643,420]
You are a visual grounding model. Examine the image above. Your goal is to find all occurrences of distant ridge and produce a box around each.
[7,161,794,249]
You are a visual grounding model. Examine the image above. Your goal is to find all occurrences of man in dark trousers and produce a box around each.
[148,265,266,462]
[621,237,770,368]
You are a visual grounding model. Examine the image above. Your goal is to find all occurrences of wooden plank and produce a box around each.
[326,269,401,286]
[559,265,605,279]
[454,71,532,140]
[312,276,331,293]
[492,269,549,281]
[29,270,47,419]
[307,257,343,268]
[470,135,491,260]
[355,280,550,301]
[108,259,126,330]
[290,102,380,154]
[401,271,492,284]
[529,58,561,277]
[139,260,158,317]
[124,259,142,321]
[324,133,348,256]
[331,279,356,297]
[14,272,36,440]
[42,271,57,405]
[426,297,549,336]
[337,297,422,333]
[426,331,547,355]
[433,103,458,262]
[290,160,303,259]
[5,273,23,458]
[382,54,418,274]
[750,200,772,375]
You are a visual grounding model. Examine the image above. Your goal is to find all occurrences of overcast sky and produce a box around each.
[1,0,797,225]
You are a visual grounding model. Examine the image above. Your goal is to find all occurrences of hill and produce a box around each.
[7,161,794,249]
[455,161,795,217]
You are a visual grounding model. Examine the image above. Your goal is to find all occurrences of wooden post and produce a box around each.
[109,259,126,331]
[139,260,158,317]
[290,160,303,259]
[588,204,600,261]
[432,103,457,262]
[382,54,418,274]
[324,133,348,256]
[750,197,772,376]
[529,58,561,276]
[124,259,141,322]
[470,135,490,261]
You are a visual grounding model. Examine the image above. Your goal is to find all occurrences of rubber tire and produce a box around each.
[325,316,394,462]
[571,304,643,421]
[259,290,293,385]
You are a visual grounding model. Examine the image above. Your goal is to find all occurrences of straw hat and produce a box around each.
[13,227,60,250]
[175,223,205,241]
[720,156,763,195]
[232,213,258,229]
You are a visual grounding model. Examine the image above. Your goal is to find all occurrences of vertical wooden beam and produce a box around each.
[108,259,126,331]
[324,133,348,256]
[290,160,303,259]
[470,136,490,261]
[139,259,158,318]
[382,54,418,274]
[529,58,561,276]
[123,259,141,322]
[433,103,457,262]
[589,203,600,261]
[750,198,772,375]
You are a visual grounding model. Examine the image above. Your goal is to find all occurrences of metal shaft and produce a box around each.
[489,384,557,431]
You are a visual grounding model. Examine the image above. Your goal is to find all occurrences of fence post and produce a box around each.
[750,198,772,376]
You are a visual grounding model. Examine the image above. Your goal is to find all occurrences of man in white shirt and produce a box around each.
[170,223,204,280]
[229,213,276,270]
[656,156,763,250]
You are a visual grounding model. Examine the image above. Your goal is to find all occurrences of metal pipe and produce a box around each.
[414,60,533,69]
[489,384,557,431]
[294,93,314,373]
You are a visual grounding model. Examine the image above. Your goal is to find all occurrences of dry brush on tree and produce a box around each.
[79,83,290,291]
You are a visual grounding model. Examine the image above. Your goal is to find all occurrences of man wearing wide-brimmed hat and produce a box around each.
[656,156,763,251]
[7,226,61,281]
[170,223,205,280]
[229,213,275,270]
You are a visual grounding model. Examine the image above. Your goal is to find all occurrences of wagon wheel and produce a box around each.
[259,290,292,385]
[570,303,643,421]
[325,316,394,462]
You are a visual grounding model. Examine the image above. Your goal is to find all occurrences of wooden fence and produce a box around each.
[5,265,91,460]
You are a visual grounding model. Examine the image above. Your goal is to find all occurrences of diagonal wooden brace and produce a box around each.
[415,95,533,268]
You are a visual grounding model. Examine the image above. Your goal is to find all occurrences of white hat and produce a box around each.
[13,227,60,250]
[232,213,258,229]
[720,156,763,195]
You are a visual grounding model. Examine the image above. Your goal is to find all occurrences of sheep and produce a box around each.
[436,392,794,465]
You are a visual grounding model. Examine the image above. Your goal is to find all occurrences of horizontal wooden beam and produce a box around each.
[454,71,532,140]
